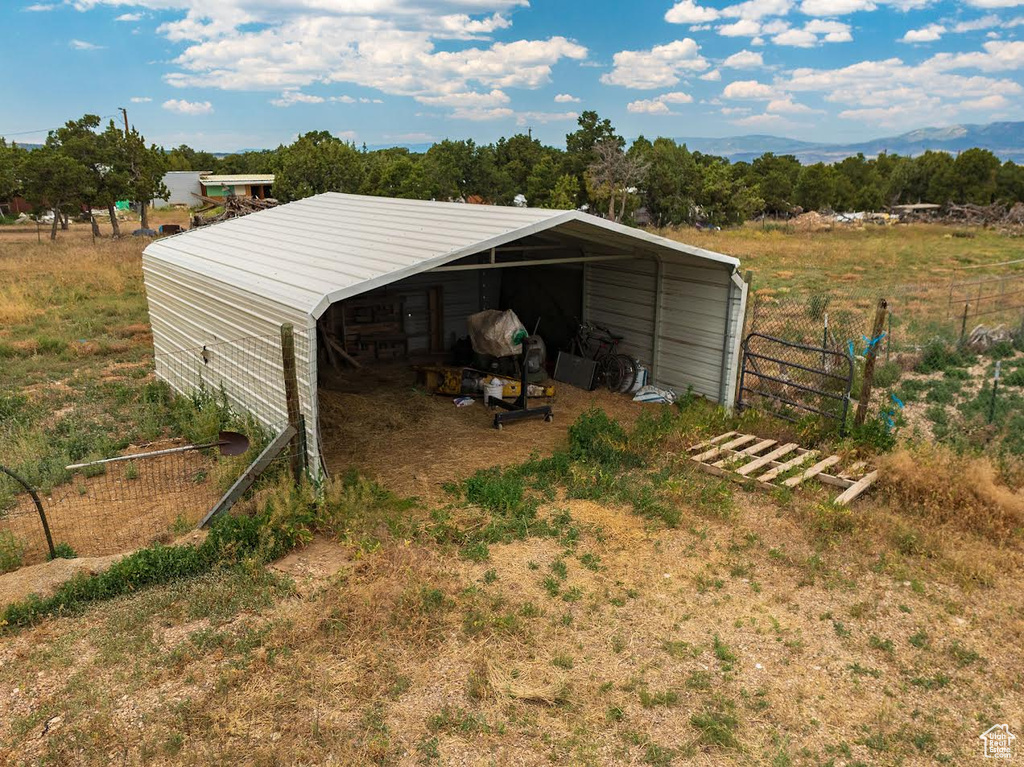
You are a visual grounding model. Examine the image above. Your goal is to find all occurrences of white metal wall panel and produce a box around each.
[656,258,734,400]
[155,172,202,208]
[142,253,320,474]
[722,274,748,407]
[583,257,657,368]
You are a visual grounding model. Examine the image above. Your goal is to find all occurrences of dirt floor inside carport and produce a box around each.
[318,364,648,502]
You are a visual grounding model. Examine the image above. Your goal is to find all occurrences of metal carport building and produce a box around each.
[142,193,747,475]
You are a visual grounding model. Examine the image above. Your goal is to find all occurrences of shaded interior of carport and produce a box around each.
[311,219,745,493]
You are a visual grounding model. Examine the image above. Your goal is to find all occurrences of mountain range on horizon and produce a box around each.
[668,121,1024,164]
[349,121,1024,164]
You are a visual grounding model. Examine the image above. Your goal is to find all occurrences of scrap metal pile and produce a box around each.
[190,194,279,228]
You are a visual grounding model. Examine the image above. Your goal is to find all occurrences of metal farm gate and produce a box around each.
[737,333,854,435]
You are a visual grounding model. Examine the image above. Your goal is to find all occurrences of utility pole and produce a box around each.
[118,107,129,136]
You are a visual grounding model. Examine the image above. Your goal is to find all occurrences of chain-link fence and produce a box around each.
[1,327,313,572]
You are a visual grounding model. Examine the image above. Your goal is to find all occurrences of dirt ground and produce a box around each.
[1,441,223,567]
[1,478,1021,765]
[319,364,649,502]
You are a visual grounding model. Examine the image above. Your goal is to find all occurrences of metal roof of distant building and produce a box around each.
[200,174,275,184]
[142,192,738,319]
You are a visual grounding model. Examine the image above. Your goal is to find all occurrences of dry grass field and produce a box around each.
[1,219,1023,766]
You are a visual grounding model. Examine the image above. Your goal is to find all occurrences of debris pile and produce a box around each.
[943,203,1024,228]
[190,194,279,228]
[966,324,1015,352]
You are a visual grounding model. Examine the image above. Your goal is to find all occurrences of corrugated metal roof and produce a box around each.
[200,174,276,185]
[143,192,738,319]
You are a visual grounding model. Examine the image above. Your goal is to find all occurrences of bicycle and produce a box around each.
[568,320,638,392]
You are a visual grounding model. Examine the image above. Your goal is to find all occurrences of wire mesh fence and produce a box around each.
[0,327,313,572]
[740,273,1024,430]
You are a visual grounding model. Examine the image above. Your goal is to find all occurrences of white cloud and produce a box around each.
[731,112,798,128]
[700,69,723,80]
[554,93,580,102]
[601,39,709,88]
[767,97,820,113]
[927,39,1024,71]
[966,0,1024,7]
[115,12,141,21]
[800,0,876,14]
[515,110,578,124]
[782,53,1023,127]
[722,79,776,99]
[270,90,326,107]
[73,1,585,122]
[661,90,694,102]
[723,49,764,67]
[901,23,945,42]
[665,0,720,23]
[626,90,693,114]
[336,130,358,141]
[772,27,818,46]
[953,15,1001,32]
[359,97,384,104]
[24,3,57,10]
[719,18,764,36]
[627,99,673,114]
[449,106,515,121]
[129,96,152,103]
[417,89,508,107]
[330,95,356,103]
[726,0,795,20]
[69,39,104,50]
[162,98,214,115]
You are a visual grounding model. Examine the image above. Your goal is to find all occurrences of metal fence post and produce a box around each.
[280,323,307,483]
[855,298,888,427]
[0,466,56,560]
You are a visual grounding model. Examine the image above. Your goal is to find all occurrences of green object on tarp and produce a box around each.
[115,200,130,210]
[512,329,528,346]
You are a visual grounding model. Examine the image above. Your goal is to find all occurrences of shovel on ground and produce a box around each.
[66,431,250,471]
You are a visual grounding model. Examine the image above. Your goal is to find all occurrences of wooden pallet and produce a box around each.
[687,432,878,506]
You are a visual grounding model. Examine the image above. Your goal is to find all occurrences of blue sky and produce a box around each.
[2,0,1024,151]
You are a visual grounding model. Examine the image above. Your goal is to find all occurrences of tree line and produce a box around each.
[4,110,1024,237]
[0,115,167,239]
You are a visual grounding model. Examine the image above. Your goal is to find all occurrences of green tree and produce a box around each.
[166,145,219,172]
[274,131,364,202]
[111,126,168,231]
[547,173,580,209]
[953,148,1001,204]
[996,161,1024,203]
[911,150,956,204]
[794,162,835,211]
[0,139,25,206]
[641,138,698,226]
[19,145,89,240]
[565,111,621,208]
[748,153,801,215]
[46,114,109,236]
